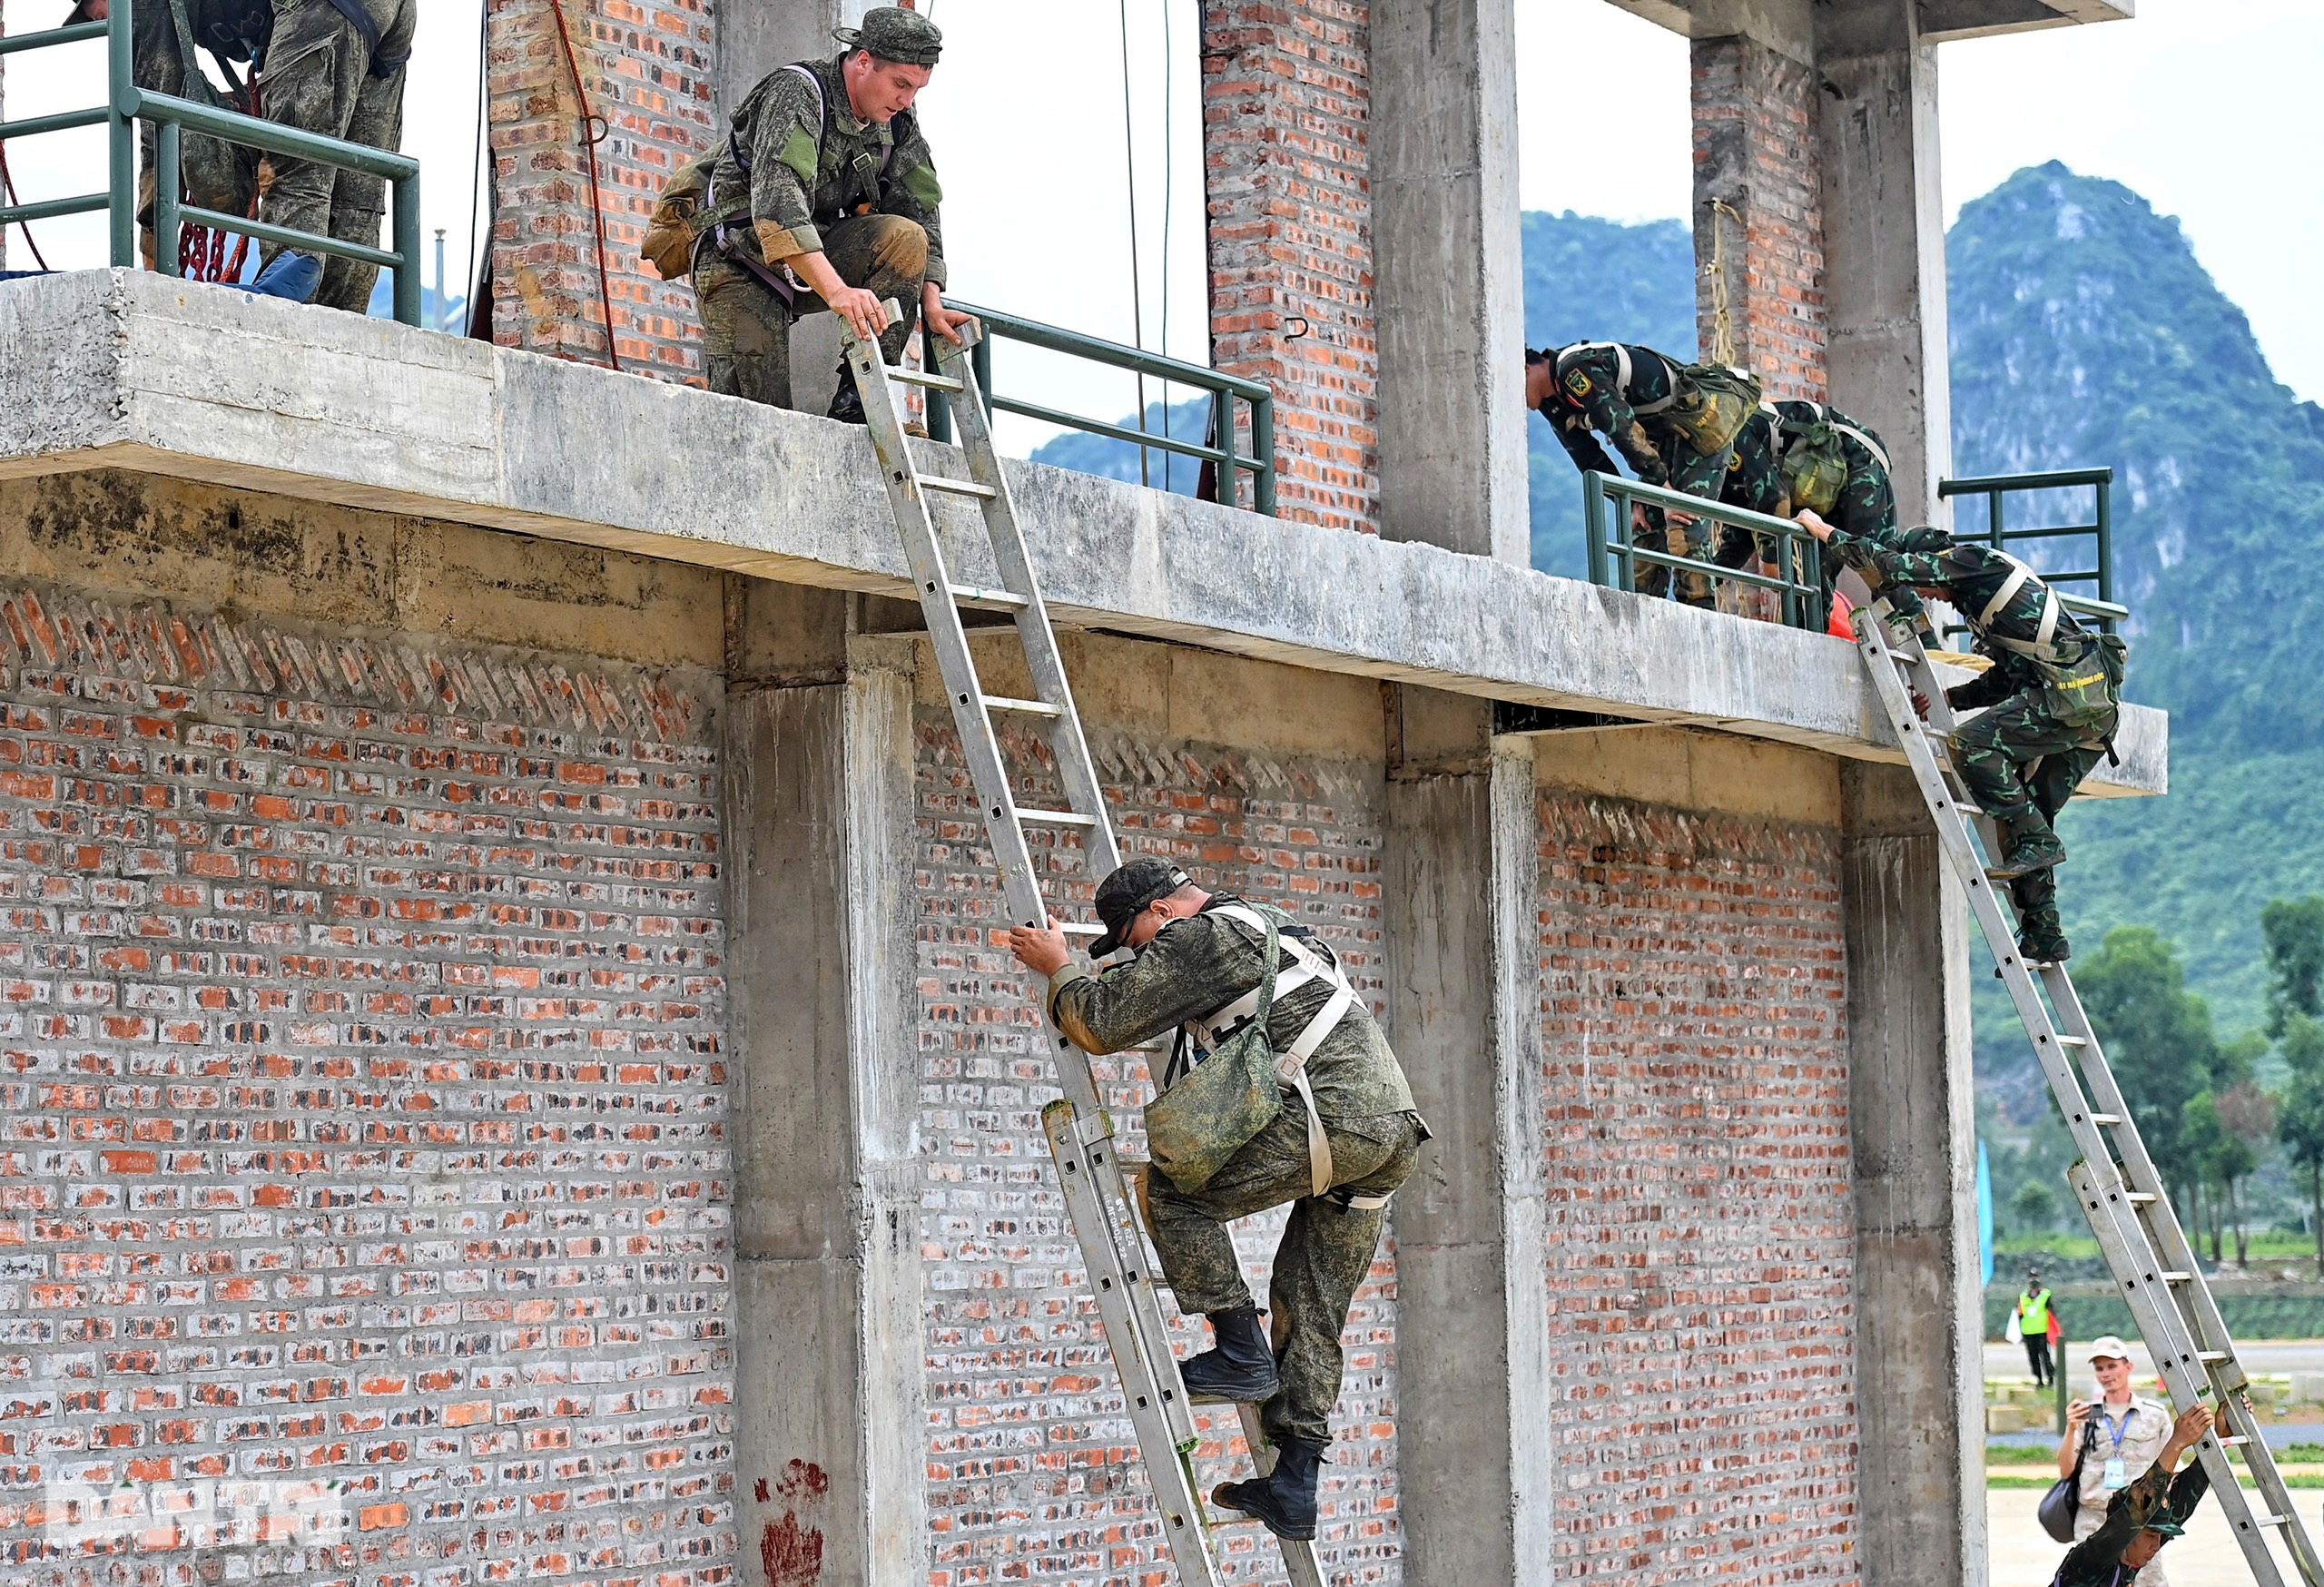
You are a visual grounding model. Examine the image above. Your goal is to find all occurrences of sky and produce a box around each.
[4,0,2316,436]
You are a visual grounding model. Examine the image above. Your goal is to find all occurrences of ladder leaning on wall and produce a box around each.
[1851,584,2324,1587]
[834,308,1327,1587]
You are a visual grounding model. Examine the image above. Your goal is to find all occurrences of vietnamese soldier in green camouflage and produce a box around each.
[1524,342,1763,607]
[2048,1405,2213,1587]
[1007,858,1429,1543]
[694,7,971,418]
[1801,512,2126,963]
[1723,399,1899,589]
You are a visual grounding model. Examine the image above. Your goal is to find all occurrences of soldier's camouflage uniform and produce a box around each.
[2048,1454,2208,1587]
[255,0,414,312]
[1541,342,1756,607]
[1048,898,1428,1448]
[1824,524,2123,947]
[1722,399,1898,590]
[103,0,268,271]
[694,54,946,407]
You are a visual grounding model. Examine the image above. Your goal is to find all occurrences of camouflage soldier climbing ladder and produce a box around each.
[832,309,1327,1587]
[1850,581,2324,1587]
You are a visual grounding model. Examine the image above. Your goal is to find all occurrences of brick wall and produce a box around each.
[1200,0,1380,533]
[1536,793,1856,1583]
[1690,38,1827,401]
[0,573,733,1584]
[914,715,1403,1584]
[487,0,716,379]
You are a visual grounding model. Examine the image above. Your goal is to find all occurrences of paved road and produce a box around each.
[1988,1340,2324,1384]
[1990,1484,2308,1586]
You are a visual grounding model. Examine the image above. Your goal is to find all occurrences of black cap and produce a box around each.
[1089,858,1192,958]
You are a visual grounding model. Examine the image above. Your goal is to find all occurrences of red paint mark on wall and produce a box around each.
[758,1459,829,1586]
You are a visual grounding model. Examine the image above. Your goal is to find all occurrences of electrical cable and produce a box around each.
[1158,0,1173,492]
[465,0,487,332]
[0,144,52,271]
[1117,0,1148,487]
[545,0,623,371]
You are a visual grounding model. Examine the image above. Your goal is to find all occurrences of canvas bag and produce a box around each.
[1664,361,1762,456]
[641,151,717,281]
[1144,912,1284,1195]
[2039,1414,2098,1543]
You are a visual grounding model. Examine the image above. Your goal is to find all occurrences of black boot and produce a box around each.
[1213,1434,1325,1542]
[827,363,867,425]
[2017,925,2072,964]
[1986,828,2065,882]
[1178,1305,1280,1405]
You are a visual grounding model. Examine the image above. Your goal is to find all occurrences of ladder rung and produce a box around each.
[946,583,1029,612]
[984,695,1063,718]
[2126,1192,2158,1205]
[889,367,964,391]
[2160,1271,2193,1283]
[2254,1513,2290,1528]
[1019,808,1098,828]
[2056,1034,2088,1047]
[2090,1113,2122,1125]
[1058,922,1106,937]
[2198,1350,2232,1364]
[2220,1433,2250,1446]
[917,473,998,500]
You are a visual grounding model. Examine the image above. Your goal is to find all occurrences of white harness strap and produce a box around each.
[1976,553,2062,657]
[1769,400,1894,474]
[1830,421,1892,475]
[1558,341,1677,415]
[1197,905,1361,1198]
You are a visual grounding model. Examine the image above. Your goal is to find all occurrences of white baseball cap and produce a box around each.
[2085,1336,2133,1364]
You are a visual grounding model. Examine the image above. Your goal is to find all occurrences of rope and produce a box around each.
[0,144,51,271]
[1158,0,1174,493]
[1704,196,1741,367]
[464,0,489,335]
[1117,0,1148,487]
[545,0,623,371]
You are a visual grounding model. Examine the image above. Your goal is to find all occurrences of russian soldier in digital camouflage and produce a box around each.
[1005,859,1430,1543]
[1524,341,1762,608]
[1799,511,2126,964]
[2048,1405,2214,1587]
[693,5,972,419]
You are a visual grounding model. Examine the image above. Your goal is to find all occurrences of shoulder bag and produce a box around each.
[1144,911,1283,1196]
[2038,1414,2099,1544]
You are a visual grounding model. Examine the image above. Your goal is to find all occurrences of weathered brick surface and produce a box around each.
[1536,794,1856,1583]
[0,577,732,1585]
[914,718,1403,1583]
[1691,39,1827,401]
[1201,0,1379,533]
[487,0,716,379]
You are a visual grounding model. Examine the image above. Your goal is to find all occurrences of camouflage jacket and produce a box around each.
[706,54,946,284]
[2047,1455,2209,1587]
[1048,897,1421,1123]
[1541,342,1689,488]
[1724,399,1890,517]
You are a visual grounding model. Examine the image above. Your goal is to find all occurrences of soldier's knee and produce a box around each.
[863,216,930,281]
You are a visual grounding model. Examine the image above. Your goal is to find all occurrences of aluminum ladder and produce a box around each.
[1852,588,2322,1586]
[836,310,1328,1587]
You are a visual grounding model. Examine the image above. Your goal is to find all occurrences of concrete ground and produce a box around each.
[1988,1485,2309,1585]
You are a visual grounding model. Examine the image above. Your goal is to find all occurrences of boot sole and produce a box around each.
[1209,1486,1316,1543]
[1185,1384,1281,1406]
[1984,854,2065,882]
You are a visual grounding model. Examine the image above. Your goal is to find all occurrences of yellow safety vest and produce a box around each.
[2019,1287,2053,1333]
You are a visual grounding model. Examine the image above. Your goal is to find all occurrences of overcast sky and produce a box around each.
[5,0,2315,448]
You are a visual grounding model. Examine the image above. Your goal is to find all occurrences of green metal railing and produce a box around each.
[1584,471,1830,628]
[0,0,421,324]
[1939,467,2122,632]
[926,299,1276,516]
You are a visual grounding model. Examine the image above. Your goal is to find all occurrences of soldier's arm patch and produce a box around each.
[901,162,942,212]
[777,124,820,186]
[1563,368,1592,396]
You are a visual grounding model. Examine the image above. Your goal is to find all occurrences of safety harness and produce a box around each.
[1177,904,1386,1208]
[706,61,901,308]
[1768,399,1894,475]
[1557,340,1678,415]
[1976,553,2065,660]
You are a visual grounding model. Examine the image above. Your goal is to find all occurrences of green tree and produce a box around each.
[2079,926,2221,1218]
[2009,1178,2061,1234]
[2277,1016,2324,1272]
[2213,1081,2275,1267]
[2264,896,2324,1039]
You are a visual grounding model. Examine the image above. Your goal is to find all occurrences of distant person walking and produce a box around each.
[2020,1270,2058,1386]
[2059,1336,2177,1584]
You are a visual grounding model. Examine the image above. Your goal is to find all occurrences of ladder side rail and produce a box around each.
[934,332,1122,876]
[2069,1162,2303,1587]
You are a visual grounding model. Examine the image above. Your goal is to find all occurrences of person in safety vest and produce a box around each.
[1799,511,2127,966]
[2047,1404,2213,1587]
[1006,858,1431,1543]
[2019,1268,2057,1386]
[1524,340,1763,608]
[672,6,972,419]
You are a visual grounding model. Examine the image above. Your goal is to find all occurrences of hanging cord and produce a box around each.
[1157,0,1174,492]
[544,0,623,370]
[0,144,51,271]
[1117,0,1149,487]
[1704,196,1742,368]
[465,0,488,332]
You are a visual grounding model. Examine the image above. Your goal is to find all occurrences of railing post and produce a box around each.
[1585,472,1610,588]
[1250,394,1275,518]
[1207,392,1229,508]
[1987,488,2004,549]
[107,0,137,268]
[153,120,181,276]
[2094,476,2112,613]
[971,333,992,421]
[1777,527,1798,629]
[390,172,421,327]
[922,322,952,445]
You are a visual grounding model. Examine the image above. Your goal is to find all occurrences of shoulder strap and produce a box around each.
[320,0,409,77]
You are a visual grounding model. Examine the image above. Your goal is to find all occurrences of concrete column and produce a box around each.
[1384,690,1552,1582]
[1841,761,1984,1585]
[724,585,927,1584]
[1370,0,1530,564]
[1815,0,1954,525]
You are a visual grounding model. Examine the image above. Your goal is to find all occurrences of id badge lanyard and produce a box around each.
[2100,1406,2135,1490]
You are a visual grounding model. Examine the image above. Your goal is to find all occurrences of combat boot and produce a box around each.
[1212,1434,1325,1542]
[2016,923,2072,964]
[827,364,868,426]
[1986,829,2065,882]
[1178,1305,1280,1405]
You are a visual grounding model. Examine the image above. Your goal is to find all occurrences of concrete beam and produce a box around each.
[1608,0,2126,52]
[0,271,2163,795]
[726,602,927,1583]
[1841,761,1986,1586]
[1372,0,1531,564]
[1920,0,2132,43]
[1386,692,1551,1583]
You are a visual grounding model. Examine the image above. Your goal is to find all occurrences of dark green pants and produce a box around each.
[694,213,930,408]
[257,0,416,312]
[1147,1105,1421,1446]
[1953,689,2110,937]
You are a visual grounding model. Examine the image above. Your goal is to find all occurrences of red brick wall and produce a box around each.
[1691,38,1827,401]
[1536,793,1856,1582]
[487,0,716,379]
[0,576,733,1581]
[914,717,1403,1583]
[1200,1,1380,533]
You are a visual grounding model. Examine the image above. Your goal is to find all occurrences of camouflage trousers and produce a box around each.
[1631,434,1740,608]
[255,0,415,313]
[694,214,930,409]
[1145,1105,1422,1447]
[1953,690,2111,939]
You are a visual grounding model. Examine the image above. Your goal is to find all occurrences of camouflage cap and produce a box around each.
[835,6,943,65]
[1089,859,1193,958]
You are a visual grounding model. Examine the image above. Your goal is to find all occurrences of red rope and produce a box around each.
[544,0,623,371]
[0,144,52,271]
